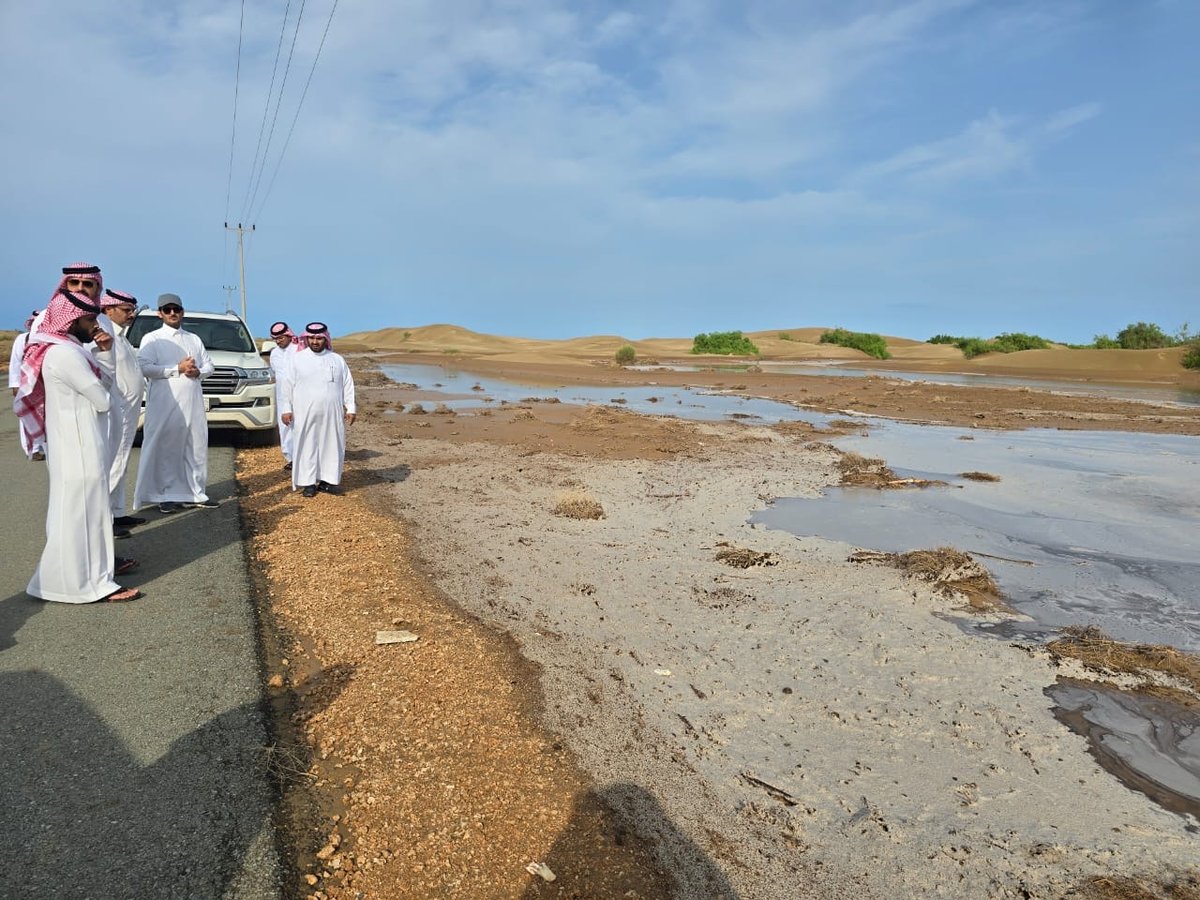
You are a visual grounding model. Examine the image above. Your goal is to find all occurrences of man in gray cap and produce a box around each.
[133,294,217,514]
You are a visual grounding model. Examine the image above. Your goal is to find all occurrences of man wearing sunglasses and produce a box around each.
[133,294,217,514]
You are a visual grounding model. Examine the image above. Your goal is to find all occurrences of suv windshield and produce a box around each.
[127,316,256,353]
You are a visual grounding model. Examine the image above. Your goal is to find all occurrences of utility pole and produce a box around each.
[224,222,256,321]
[221,284,237,313]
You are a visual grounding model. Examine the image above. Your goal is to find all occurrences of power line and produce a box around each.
[252,0,340,225]
[245,0,308,221]
[223,0,247,287]
[239,0,293,223]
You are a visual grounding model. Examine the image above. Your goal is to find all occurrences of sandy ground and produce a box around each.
[237,340,1200,899]
[343,390,1197,899]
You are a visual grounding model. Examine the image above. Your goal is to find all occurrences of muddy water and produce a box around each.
[639,361,1200,407]
[381,362,1200,819]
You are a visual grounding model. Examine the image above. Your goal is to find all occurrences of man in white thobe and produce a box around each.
[92,289,146,530]
[133,293,217,514]
[267,321,301,469]
[280,322,356,498]
[8,312,47,459]
[14,289,140,603]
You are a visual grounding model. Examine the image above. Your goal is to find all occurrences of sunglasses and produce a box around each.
[161,305,184,314]
[67,278,97,289]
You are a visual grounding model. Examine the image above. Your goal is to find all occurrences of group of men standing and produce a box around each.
[265,321,357,498]
[10,262,358,605]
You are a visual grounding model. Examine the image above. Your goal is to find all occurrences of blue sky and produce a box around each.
[2,0,1196,343]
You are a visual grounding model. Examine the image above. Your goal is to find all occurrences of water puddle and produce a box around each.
[1047,679,1200,825]
[379,363,840,427]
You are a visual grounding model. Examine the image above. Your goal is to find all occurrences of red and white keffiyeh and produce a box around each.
[302,321,334,351]
[12,291,105,458]
[101,288,137,309]
[270,320,304,352]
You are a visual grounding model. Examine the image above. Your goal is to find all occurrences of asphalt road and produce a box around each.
[0,409,281,899]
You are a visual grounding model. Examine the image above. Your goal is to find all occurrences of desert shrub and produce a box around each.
[956,337,994,358]
[1116,321,1172,350]
[990,332,1051,352]
[926,334,963,345]
[819,328,891,359]
[1092,334,1121,349]
[691,331,760,356]
[1183,343,1200,370]
[777,332,793,341]
[615,344,636,365]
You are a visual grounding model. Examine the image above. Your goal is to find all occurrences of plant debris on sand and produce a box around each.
[714,543,779,568]
[849,547,1007,612]
[1078,872,1200,900]
[836,451,944,488]
[960,471,1002,482]
[1047,626,1200,706]
[551,491,605,519]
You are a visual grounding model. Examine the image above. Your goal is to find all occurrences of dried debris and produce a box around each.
[849,547,1006,612]
[1076,872,1200,900]
[715,543,779,569]
[552,491,606,520]
[960,471,1002,482]
[1047,626,1200,706]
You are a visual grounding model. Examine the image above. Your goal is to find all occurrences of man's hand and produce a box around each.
[281,413,293,426]
[345,413,356,426]
[92,329,113,351]
[179,356,200,378]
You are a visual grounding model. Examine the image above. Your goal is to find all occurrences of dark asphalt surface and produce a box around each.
[0,409,281,899]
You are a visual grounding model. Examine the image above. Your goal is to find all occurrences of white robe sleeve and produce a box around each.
[56,349,112,414]
[138,334,179,380]
[279,357,295,416]
[194,335,215,378]
[341,358,356,414]
[8,333,27,389]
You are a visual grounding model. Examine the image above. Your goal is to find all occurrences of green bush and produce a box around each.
[1182,343,1200,370]
[957,338,995,359]
[819,328,891,360]
[691,331,760,356]
[777,332,793,341]
[1092,334,1121,349]
[990,332,1051,353]
[615,344,636,365]
[926,334,964,345]
[1117,321,1173,349]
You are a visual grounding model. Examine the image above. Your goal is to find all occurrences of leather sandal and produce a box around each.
[115,557,139,576]
[100,587,141,603]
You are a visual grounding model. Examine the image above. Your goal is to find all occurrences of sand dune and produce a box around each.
[340,324,1200,387]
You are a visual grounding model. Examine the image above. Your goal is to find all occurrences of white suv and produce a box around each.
[127,309,277,440]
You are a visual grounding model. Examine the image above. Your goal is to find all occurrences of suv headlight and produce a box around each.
[242,367,275,384]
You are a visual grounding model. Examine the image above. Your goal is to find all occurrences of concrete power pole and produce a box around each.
[221,284,237,313]
[224,222,256,321]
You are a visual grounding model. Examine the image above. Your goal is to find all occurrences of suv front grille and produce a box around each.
[203,366,242,396]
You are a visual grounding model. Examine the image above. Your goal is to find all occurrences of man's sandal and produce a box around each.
[115,557,139,576]
[100,587,141,603]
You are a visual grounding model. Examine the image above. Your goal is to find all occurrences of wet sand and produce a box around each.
[320,357,1199,898]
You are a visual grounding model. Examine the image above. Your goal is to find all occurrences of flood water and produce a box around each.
[634,361,1200,408]
[381,361,1200,819]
